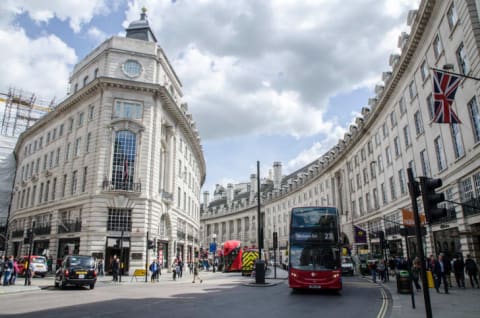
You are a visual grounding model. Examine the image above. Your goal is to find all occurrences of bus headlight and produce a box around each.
[333,273,340,279]
[291,272,297,278]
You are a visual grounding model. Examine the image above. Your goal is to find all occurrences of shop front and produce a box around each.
[157,240,169,268]
[433,227,461,258]
[33,239,50,256]
[57,238,80,268]
[105,236,130,275]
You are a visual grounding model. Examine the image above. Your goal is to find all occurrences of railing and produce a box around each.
[462,197,480,217]
[33,225,51,235]
[385,225,401,236]
[102,180,141,193]
[430,208,457,225]
[11,229,24,238]
[177,230,186,240]
[58,220,82,234]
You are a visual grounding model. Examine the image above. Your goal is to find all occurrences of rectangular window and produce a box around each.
[59,124,64,137]
[409,80,417,100]
[408,160,416,177]
[31,185,36,206]
[39,136,43,149]
[68,118,74,132]
[82,167,87,192]
[35,158,40,174]
[398,169,407,195]
[358,197,364,216]
[107,208,132,231]
[381,182,387,204]
[356,173,361,188]
[45,180,50,202]
[88,105,95,120]
[385,146,392,165]
[114,100,143,119]
[55,148,61,166]
[78,112,84,127]
[457,43,470,75]
[366,193,371,212]
[389,176,396,200]
[414,111,424,135]
[469,97,480,142]
[377,155,384,173]
[43,154,48,171]
[39,183,44,204]
[390,111,397,127]
[426,93,435,120]
[399,97,406,115]
[52,178,57,201]
[370,162,376,179]
[451,124,465,158]
[49,151,54,168]
[363,168,369,185]
[447,3,458,30]
[375,132,381,146]
[86,132,91,153]
[420,60,429,81]
[394,136,401,157]
[382,122,389,138]
[71,170,77,195]
[373,188,379,209]
[66,143,71,161]
[403,125,411,147]
[434,136,447,171]
[46,131,51,144]
[62,174,67,198]
[74,138,81,156]
[420,149,431,177]
[433,35,442,59]
[52,128,57,140]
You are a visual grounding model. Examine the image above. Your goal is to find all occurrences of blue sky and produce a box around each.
[0,0,419,195]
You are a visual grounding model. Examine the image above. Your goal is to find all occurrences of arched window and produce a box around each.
[112,130,137,190]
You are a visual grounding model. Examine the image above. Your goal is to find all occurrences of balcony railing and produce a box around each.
[385,225,401,236]
[102,181,141,193]
[11,229,24,238]
[33,225,51,235]
[462,197,480,218]
[58,220,82,234]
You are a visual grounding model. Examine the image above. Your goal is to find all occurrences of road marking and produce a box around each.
[376,287,389,318]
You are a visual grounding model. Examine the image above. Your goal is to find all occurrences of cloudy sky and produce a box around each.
[0,0,419,195]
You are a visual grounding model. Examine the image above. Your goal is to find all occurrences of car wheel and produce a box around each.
[90,283,95,290]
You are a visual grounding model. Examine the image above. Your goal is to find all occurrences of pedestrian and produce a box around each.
[111,255,119,282]
[2,256,13,286]
[149,260,158,282]
[378,260,386,283]
[189,262,193,274]
[9,258,20,285]
[411,257,422,292]
[47,256,53,273]
[443,253,452,288]
[388,257,396,276]
[0,255,4,284]
[192,262,203,283]
[157,259,161,281]
[172,260,177,280]
[176,261,181,279]
[433,253,449,294]
[25,261,33,286]
[464,254,479,288]
[98,259,104,276]
[452,254,465,288]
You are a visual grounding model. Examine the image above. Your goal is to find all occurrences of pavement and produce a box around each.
[364,273,480,318]
[3,268,479,318]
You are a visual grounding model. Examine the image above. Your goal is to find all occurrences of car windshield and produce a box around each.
[290,245,340,271]
[342,257,353,264]
[31,257,46,264]
[68,256,94,267]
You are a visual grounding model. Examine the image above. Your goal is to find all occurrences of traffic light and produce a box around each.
[273,232,278,249]
[147,239,155,250]
[419,177,447,223]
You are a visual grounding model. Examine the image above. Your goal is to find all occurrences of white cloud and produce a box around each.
[0,27,77,100]
[125,0,419,142]
[0,0,111,32]
[87,26,108,44]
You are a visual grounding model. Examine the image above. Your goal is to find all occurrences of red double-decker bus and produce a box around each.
[288,206,342,292]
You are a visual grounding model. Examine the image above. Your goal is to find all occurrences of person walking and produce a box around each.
[465,254,479,288]
[2,256,13,286]
[452,255,465,288]
[149,260,158,282]
[370,261,377,283]
[192,262,203,283]
[9,258,20,285]
[411,257,422,292]
[433,253,449,294]
[111,255,119,282]
[378,260,386,283]
[98,259,104,276]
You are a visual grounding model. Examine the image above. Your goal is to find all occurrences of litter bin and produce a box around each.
[255,260,265,284]
[397,270,412,294]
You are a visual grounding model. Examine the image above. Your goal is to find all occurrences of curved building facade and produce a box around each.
[7,11,206,273]
[201,0,480,263]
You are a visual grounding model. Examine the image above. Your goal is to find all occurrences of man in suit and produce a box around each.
[433,253,449,294]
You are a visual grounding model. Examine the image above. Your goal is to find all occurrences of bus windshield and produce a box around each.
[291,207,337,228]
[290,245,340,271]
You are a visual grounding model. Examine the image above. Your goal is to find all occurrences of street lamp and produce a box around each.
[212,233,217,273]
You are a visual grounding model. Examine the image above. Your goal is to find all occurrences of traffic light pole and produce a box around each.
[24,221,35,286]
[119,230,124,282]
[407,169,432,318]
[145,231,149,283]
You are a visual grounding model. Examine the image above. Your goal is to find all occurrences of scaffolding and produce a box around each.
[0,87,54,137]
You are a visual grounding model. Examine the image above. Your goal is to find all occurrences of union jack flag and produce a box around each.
[432,69,462,124]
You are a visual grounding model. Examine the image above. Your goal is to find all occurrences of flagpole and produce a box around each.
[430,67,480,82]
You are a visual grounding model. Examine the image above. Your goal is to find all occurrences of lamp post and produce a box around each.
[212,233,217,273]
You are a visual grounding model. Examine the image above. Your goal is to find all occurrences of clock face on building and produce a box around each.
[122,59,142,78]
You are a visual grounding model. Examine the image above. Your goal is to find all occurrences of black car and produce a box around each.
[55,255,97,289]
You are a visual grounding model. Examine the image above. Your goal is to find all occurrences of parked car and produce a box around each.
[17,255,48,277]
[55,255,97,289]
[341,256,354,276]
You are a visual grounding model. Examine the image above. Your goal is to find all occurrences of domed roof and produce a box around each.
[125,7,157,43]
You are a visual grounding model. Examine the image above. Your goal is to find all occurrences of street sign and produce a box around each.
[209,242,216,253]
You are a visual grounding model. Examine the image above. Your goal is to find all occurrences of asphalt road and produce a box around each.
[0,274,386,318]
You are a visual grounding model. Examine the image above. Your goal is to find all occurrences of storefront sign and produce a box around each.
[402,209,426,226]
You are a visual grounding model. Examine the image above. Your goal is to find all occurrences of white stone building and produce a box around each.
[201,0,480,264]
[7,10,205,273]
